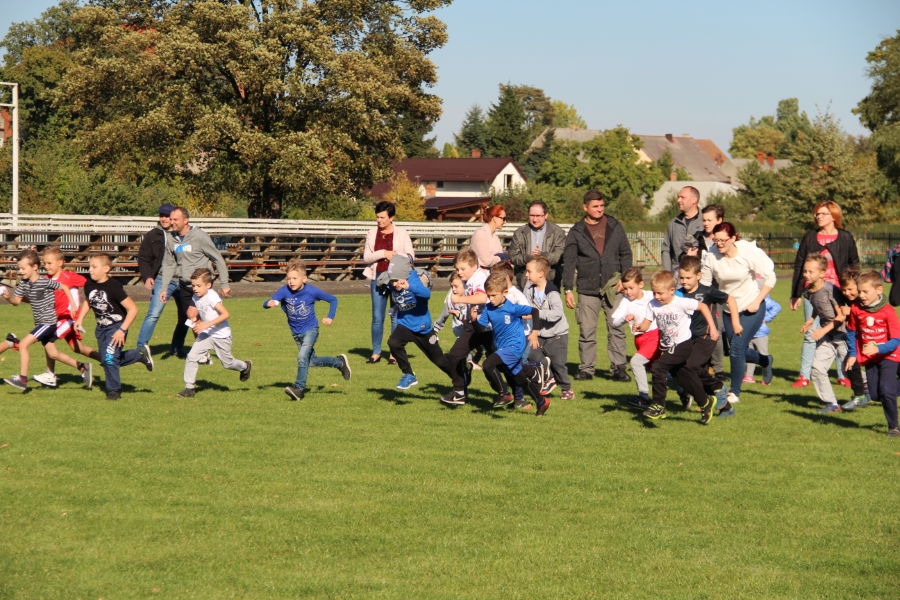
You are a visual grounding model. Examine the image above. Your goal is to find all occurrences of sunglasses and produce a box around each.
[495,215,507,221]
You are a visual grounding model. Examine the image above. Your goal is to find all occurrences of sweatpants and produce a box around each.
[650,339,707,409]
[811,335,848,405]
[483,349,542,402]
[527,333,572,391]
[95,323,142,392]
[184,335,247,389]
[865,360,899,430]
[630,353,651,396]
[447,323,494,392]
[745,336,769,378]
[388,324,451,377]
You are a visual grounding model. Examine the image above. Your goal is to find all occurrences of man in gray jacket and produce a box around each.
[160,207,231,357]
[661,186,704,275]
[562,190,632,382]
[509,200,566,289]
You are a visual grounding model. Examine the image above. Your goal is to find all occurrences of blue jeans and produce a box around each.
[294,328,341,390]
[370,280,396,356]
[723,302,767,397]
[96,323,141,392]
[136,278,179,349]
[800,297,845,380]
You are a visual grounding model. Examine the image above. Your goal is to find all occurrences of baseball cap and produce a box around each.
[158,203,175,216]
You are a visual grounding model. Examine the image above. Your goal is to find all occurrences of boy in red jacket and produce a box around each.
[846,270,900,437]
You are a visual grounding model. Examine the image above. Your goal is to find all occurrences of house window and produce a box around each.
[437,181,444,188]
[505,174,513,189]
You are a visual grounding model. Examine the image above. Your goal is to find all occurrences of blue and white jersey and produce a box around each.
[264,284,338,336]
[477,300,535,354]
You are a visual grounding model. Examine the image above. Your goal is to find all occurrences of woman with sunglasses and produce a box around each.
[470,206,508,270]
[788,202,859,388]
[701,222,776,408]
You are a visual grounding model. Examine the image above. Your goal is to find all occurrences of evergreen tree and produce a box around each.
[454,104,487,157]
[441,143,459,158]
[485,85,529,160]
[855,30,900,191]
[398,110,439,158]
[520,127,554,180]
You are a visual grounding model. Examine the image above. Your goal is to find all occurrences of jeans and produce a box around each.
[293,327,342,390]
[723,302,767,397]
[800,297,846,380]
[96,323,142,392]
[370,280,396,356]
[866,360,899,430]
[136,278,179,349]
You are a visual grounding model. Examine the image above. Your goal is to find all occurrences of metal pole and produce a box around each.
[11,83,18,221]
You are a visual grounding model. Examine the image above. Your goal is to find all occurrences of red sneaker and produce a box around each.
[791,376,810,388]
[836,378,851,388]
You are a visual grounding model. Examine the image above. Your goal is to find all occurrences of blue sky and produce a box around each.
[3,0,899,156]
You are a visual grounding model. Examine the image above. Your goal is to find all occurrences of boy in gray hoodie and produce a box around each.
[524,256,573,400]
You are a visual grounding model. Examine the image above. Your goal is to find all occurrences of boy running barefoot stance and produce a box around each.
[177,268,252,398]
[2,250,79,392]
[73,254,153,400]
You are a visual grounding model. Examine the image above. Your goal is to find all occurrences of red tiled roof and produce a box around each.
[366,158,524,199]
[424,197,491,210]
[695,139,729,166]
[635,135,730,183]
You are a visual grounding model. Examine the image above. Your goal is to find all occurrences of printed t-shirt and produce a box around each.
[84,278,129,328]
[847,303,900,365]
[648,296,698,349]
[193,289,231,339]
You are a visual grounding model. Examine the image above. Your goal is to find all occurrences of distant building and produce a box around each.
[720,152,793,187]
[0,109,11,147]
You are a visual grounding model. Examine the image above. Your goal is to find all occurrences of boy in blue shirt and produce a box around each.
[263,260,350,400]
[383,255,451,390]
[475,273,552,416]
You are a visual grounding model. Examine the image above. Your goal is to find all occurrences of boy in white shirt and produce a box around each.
[611,268,660,409]
[636,270,717,422]
[177,268,252,398]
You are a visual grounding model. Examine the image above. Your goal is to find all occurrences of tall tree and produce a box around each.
[453,104,487,157]
[730,98,812,158]
[519,127,554,181]
[384,171,425,221]
[55,0,451,218]
[551,100,587,129]
[398,109,439,158]
[855,30,900,190]
[485,84,529,160]
[506,84,554,141]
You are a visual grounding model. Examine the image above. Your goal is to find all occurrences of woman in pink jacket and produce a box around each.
[363,201,415,363]
[470,205,507,270]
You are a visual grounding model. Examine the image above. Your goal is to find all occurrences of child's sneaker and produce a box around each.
[791,375,810,388]
[540,375,557,396]
[284,386,304,401]
[762,355,774,385]
[857,395,871,409]
[627,395,651,410]
[338,354,351,381]
[841,396,864,411]
[33,370,58,388]
[78,362,93,390]
[536,396,551,416]
[106,390,121,401]
[888,428,900,438]
[643,404,666,420]
[139,346,154,372]
[560,389,575,401]
[396,373,418,390]
[680,392,692,410]
[176,388,195,398]
[836,377,851,388]
[715,371,728,383]
[700,396,715,425]
[717,405,736,418]
[742,375,756,383]
[440,390,466,406]
[817,403,840,414]
[6,332,19,350]
[726,392,740,404]
[239,360,252,382]
[4,375,27,390]
[514,398,534,411]
[714,385,730,410]
[493,392,514,408]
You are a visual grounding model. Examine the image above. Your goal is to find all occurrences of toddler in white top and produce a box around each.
[610,268,659,403]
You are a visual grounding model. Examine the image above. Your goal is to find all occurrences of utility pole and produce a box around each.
[0,82,19,222]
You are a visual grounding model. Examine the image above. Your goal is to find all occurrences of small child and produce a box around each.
[177,268,253,398]
[801,254,849,413]
[433,272,467,340]
[838,269,870,411]
[2,250,81,392]
[383,255,452,390]
[744,293,781,385]
[35,247,99,389]
[263,260,350,401]
[610,268,660,408]
[72,253,154,400]
[636,270,717,422]
[524,256,574,400]
[492,261,541,407]
[845,270,900,437]
[477,273,551,416]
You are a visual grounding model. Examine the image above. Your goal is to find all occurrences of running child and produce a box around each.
[263,259,350,401]
[177,268,253,398]
[635,270,717,423]
[800,254,849,413]
[433,272,467,340]
[744,292,781,385]
[838,269,870,411]
[524,256,573,400]
[477,273,552,416]
[610,268,660,409]
[383,255,451,390]
[845,270,900,437]
[492,261,543,407]
[1,250,81,392]
[72,253,154,400]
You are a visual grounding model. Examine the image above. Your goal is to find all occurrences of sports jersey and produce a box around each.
[15,277,62,326]
[192,289,231,339]
[847,298,900,366]
[49,270,87,320]
[506,285,532,336]
[477,299,536,355]
[647,296,698,349]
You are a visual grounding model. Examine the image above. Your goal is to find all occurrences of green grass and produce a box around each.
[1,284,898,598]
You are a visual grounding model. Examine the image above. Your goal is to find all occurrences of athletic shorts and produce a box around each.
[634,329,662,361]
[30,324,59,345]
[55,318,82,348]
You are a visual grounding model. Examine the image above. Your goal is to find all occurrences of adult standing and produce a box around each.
[509,200,566,289]
[136,204,179,351]
[789,202,859,387]
[701,222,776,404]
[687,203,727,380]
[159,207,231,358]
[562,189,632,382]
[662,186,704,275]
[470,205,507,270]
[362,201,415,364]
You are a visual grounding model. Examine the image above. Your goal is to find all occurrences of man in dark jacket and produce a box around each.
[563,190,633,381]
[136,204,179,350]
[661,186,704,275]
[509,200,566,289]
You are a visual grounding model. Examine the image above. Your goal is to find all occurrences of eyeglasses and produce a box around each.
[712,237,732,245]
[815,212,831,217]
[496,216,507,222]
[528,213,546,218]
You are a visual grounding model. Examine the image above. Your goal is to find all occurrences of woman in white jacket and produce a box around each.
[363,201,415,364]
[701,222,776,404]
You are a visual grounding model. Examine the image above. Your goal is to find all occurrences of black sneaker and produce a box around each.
[106,390,121,401]
[612,365,632,382]
[626,395,651,410]
[514,398,534,411]
[139,345,154,372]
[240,360,252,382]
[680,393,693,410]
[700,397,714,425]
[574,371,593,381]
[338,354,351,381]
[643,404,667,420]
[3,375,26,390]
[176,388,195,398]
[440,391,467,406]
[284,386,304,401]
[81,362,93,390]
[6,332,20,350]
[494,392,514,408]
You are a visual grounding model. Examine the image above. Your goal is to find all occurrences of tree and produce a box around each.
[729,98,812,158]
[551,100,587,129]
[454,104,487,157]
[609,191,647,223]
[441,142,459,158]
[519,127,554,181]
[485,84,529,160]
[506,84,554,141]
[399,109,439,158]
[55,0,451,218]
[384,171,425,221]
[855,30,900,191]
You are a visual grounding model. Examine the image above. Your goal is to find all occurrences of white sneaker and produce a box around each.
[33,370,58,387]
[727,392,740,404]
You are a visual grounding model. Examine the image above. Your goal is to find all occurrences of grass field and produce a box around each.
[1,283,898,599]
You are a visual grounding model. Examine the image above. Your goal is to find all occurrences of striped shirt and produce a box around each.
[15,278,62,326]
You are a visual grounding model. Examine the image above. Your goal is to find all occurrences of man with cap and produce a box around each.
[136,204,180,351]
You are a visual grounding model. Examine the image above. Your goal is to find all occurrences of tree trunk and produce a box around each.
[247,179,282,219]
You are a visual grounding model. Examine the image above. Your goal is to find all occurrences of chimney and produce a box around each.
[665,133,674,143]
[682,133,691,138]
[669,172,677,181]
[756,151,765,165]
[425,183,437,197]
[766,153,775,167]
[471,148,482,158]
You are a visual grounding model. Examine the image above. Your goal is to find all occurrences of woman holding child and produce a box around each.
[363,201,415,364]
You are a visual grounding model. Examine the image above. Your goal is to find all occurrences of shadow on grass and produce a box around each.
[195,380,251,393]
[348,347,375,360]
[784,408,880,430]
[771,391,818,409]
